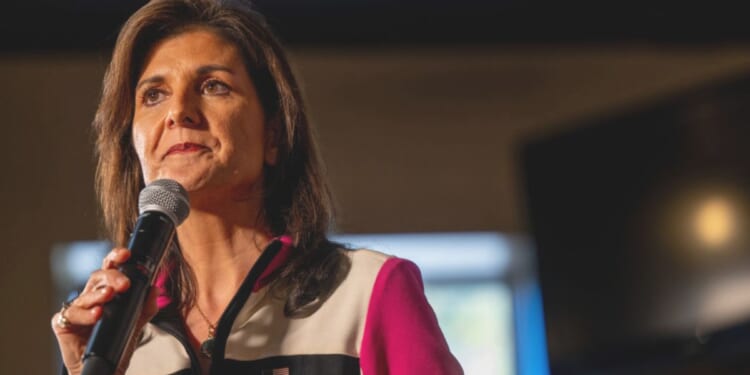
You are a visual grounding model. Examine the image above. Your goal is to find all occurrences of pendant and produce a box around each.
[200,337,215,358]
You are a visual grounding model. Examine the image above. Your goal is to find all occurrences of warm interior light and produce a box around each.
[694,197,735,247]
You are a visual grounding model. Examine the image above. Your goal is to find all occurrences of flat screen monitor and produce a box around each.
[521,72,750,374]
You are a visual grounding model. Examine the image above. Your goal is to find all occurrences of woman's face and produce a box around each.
[132,29,276,198]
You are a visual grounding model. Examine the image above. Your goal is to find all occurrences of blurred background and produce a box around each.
[3,0,750,374]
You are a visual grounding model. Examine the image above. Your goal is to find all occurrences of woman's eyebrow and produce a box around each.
[196,64,234,76]
[136,75,164,91]
[135,65,234,91]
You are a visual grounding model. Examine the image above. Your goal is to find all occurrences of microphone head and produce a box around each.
[138,179,190,225]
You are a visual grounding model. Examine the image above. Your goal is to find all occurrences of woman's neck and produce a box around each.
[175,198,272,316]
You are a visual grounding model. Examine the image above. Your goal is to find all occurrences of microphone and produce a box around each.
[81,179,190,375]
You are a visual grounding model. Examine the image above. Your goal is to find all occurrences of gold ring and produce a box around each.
[56,301,72,329]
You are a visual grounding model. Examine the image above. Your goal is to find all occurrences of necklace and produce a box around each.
[193,304,217,359]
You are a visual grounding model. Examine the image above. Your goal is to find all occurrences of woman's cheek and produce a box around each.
[131,125,154,181]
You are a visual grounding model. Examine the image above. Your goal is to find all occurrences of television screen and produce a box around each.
[521,72,750,374]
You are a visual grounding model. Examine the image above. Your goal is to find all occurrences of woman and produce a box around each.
[51,0,463,374]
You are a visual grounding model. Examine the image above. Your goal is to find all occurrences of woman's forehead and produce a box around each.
[138,29,243,77]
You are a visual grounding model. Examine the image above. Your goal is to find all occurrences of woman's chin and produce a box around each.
[143,168,262,206]
[146,171,211,192]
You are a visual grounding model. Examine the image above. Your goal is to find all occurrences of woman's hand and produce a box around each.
[51,248,159,375]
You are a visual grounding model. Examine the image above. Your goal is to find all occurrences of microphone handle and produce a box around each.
[81,211,176,375]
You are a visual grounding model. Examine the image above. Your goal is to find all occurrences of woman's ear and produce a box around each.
[264,117,280,166]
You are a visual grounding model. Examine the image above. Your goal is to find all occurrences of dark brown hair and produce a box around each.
[93,0,346,316]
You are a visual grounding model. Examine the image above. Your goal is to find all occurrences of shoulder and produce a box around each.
[332,248,393,297]
[342,248,422,286]
[351,251,464,374]
[342,248,393,270]
[340,248,421,291]
[322,248,424,331]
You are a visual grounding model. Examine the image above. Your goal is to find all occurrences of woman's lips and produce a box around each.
[165,142,208,156]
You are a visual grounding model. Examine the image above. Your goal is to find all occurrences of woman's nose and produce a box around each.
[165,91,201,128]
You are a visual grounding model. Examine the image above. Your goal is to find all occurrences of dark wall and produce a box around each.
[0,55,105,374]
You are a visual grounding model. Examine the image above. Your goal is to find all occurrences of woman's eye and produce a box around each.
[202,80,230,95]
[142,89,165,106]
